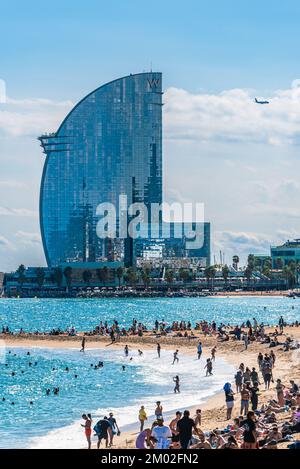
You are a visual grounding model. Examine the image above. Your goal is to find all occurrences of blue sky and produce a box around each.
[1,0,300,270]
[2,0,300,97]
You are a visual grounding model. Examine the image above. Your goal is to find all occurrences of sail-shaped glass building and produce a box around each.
[39,72,163,267]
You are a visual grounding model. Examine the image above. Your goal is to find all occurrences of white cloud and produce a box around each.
[15,231,41,246]
[0,97,73,137]
[0,235,15,251]
[164,81,300,145]
[0,207,38,217]
[2,81,300,144]
[0,180,28,189]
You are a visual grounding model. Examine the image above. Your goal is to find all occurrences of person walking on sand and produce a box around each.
[173,375,180,393]
[177,410,201,449]
[80,337,86,352]
[139,406,148,432]
[81,413,92,449]
[197,341,202,360]
[108,412,120,447]
[157,343,161,358]
[172,350,179,365]
[204,358,213,376]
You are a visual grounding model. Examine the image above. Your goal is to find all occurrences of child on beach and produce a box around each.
[204,358,213,376]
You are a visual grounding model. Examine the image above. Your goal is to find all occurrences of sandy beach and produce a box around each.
[2,325,300,449]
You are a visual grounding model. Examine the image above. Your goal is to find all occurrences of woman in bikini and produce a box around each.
[81,413,92,449]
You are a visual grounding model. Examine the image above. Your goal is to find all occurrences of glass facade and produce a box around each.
[134,222,211,266]
[39,73,163,267]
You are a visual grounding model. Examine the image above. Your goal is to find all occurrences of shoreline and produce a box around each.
[0,291,291,300]
[2,327,300,449]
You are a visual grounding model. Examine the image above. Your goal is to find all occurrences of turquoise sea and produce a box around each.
[0,296,299,333]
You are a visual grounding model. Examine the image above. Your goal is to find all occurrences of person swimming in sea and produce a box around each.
[138,349,143,356]
[173,375,180,393]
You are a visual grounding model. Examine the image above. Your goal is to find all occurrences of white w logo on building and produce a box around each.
[147,78,160,89]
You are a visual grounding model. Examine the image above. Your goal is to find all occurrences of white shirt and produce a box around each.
[151,425,172,449]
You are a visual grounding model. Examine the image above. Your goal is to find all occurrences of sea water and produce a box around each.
[0,346,234,449]
[0,296,299,333]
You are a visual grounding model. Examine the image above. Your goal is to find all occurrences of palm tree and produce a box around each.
[125,267,138,286]
[204,266,216,290]
[165,269,174,285]
[179,268,191,283]
[53,267,63,288]
[82,270,92,285]
[247,254,255,271]
[63,266,73,292]
[244,266,253,286]
[275,258,283,270]
[222,264,230,287]
[16,264,26,291]
[141,267,151,288]
[116,266,124,287]
[232,255,239,271]
[35,267,45,289]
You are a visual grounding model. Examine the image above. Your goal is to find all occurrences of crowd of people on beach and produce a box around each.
[2,314,300,450]
[78,316,300,450]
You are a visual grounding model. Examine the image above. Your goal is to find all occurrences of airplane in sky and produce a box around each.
[255,97,270,104]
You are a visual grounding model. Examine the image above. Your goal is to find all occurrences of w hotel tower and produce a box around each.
[39,73,163,267]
